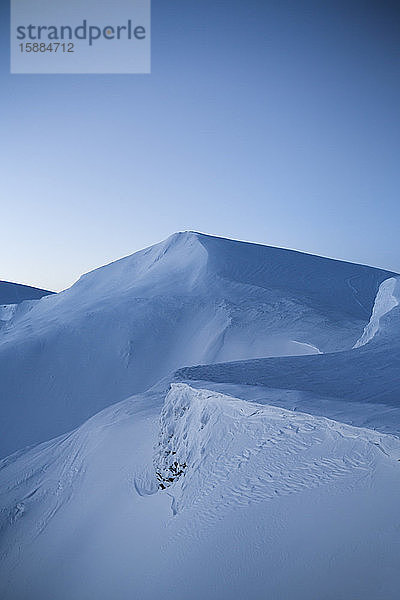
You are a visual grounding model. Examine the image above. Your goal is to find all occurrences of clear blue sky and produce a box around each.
[1,0,399,291]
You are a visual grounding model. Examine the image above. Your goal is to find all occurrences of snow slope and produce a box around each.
[1,384,400,600]
[0,283,54,337]
[177,276,400,412]
[0,232,393,457]
[0,281,53,305]
[1,234,400,600]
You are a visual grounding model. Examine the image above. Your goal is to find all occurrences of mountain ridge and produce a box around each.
[0,232,396,457]
[0,280,54,305]
[1,232,400,599]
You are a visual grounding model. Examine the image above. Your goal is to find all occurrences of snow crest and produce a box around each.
[2,384,400,599]
[354,277,399,348]
[154,384,396,519]
[0,232,394,457]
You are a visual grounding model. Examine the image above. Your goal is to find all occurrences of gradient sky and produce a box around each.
[1,0,399,291]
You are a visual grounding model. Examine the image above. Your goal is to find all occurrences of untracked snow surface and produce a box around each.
[1,232,400,599]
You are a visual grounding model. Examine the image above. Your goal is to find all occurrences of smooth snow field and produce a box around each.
[1,232,399,600]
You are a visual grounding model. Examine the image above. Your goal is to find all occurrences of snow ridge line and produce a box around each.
[155,384,400,524]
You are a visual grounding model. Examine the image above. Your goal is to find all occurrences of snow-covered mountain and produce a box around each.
[1,232,399,600]
[0,282,54,341]
[0,232,394,457]
[0,280,53,304]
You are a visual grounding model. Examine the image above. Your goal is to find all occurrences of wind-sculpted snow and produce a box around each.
[0,232,394,456]
[1,233,400,599]
[354,276,399,348]
[155,385,391,517]
[1,384,400,599]
[177,277,400,411]
[196,233,392,320]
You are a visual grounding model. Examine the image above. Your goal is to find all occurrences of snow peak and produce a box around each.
[16,20,147,46]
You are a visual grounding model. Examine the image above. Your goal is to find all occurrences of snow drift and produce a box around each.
[1,232,400,600]
[354,276,399,348]
[0,232,394,457]
[177,276,400,411]
[1,383,400,600]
